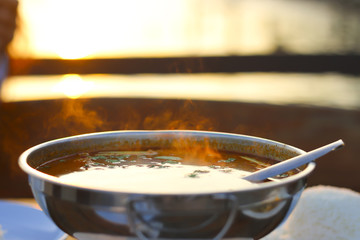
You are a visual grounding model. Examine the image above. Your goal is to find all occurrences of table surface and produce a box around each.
[5,198,76,240]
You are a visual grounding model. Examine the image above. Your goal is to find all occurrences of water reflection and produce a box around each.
[53,74,95,99]
[2,73,360,110]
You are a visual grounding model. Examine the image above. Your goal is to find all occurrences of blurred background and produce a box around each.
[0,0,359,197]
[9,0,360,58]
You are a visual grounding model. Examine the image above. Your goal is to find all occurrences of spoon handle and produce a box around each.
[243,139,344,182]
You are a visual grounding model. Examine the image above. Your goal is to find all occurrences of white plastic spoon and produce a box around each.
[243,139,345,182]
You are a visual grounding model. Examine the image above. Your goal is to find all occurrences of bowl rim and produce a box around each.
[18,130,316,195]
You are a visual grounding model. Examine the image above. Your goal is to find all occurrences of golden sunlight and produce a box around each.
[52,74,94,99]
[17,0,189,59]
[13,0,285,59]
[11,0,344,59]
[1,74,359,110]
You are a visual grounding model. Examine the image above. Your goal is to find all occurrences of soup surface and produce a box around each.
[37,149,297,193]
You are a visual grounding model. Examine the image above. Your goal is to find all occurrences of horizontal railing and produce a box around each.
[9,55,360,76]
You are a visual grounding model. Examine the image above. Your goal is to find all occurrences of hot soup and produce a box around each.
[37,149,299,193]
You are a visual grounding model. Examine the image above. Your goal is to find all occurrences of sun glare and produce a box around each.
[15,0,276,59]
[52,74,94,99]
[12,0,348,59]
[17,0,189,59]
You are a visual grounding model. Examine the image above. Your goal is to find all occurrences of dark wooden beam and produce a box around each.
[9,55,360,76]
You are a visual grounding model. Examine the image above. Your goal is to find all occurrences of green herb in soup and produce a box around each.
[36,149,300,193]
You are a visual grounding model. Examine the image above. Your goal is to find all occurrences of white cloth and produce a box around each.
[263,185,360,240]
